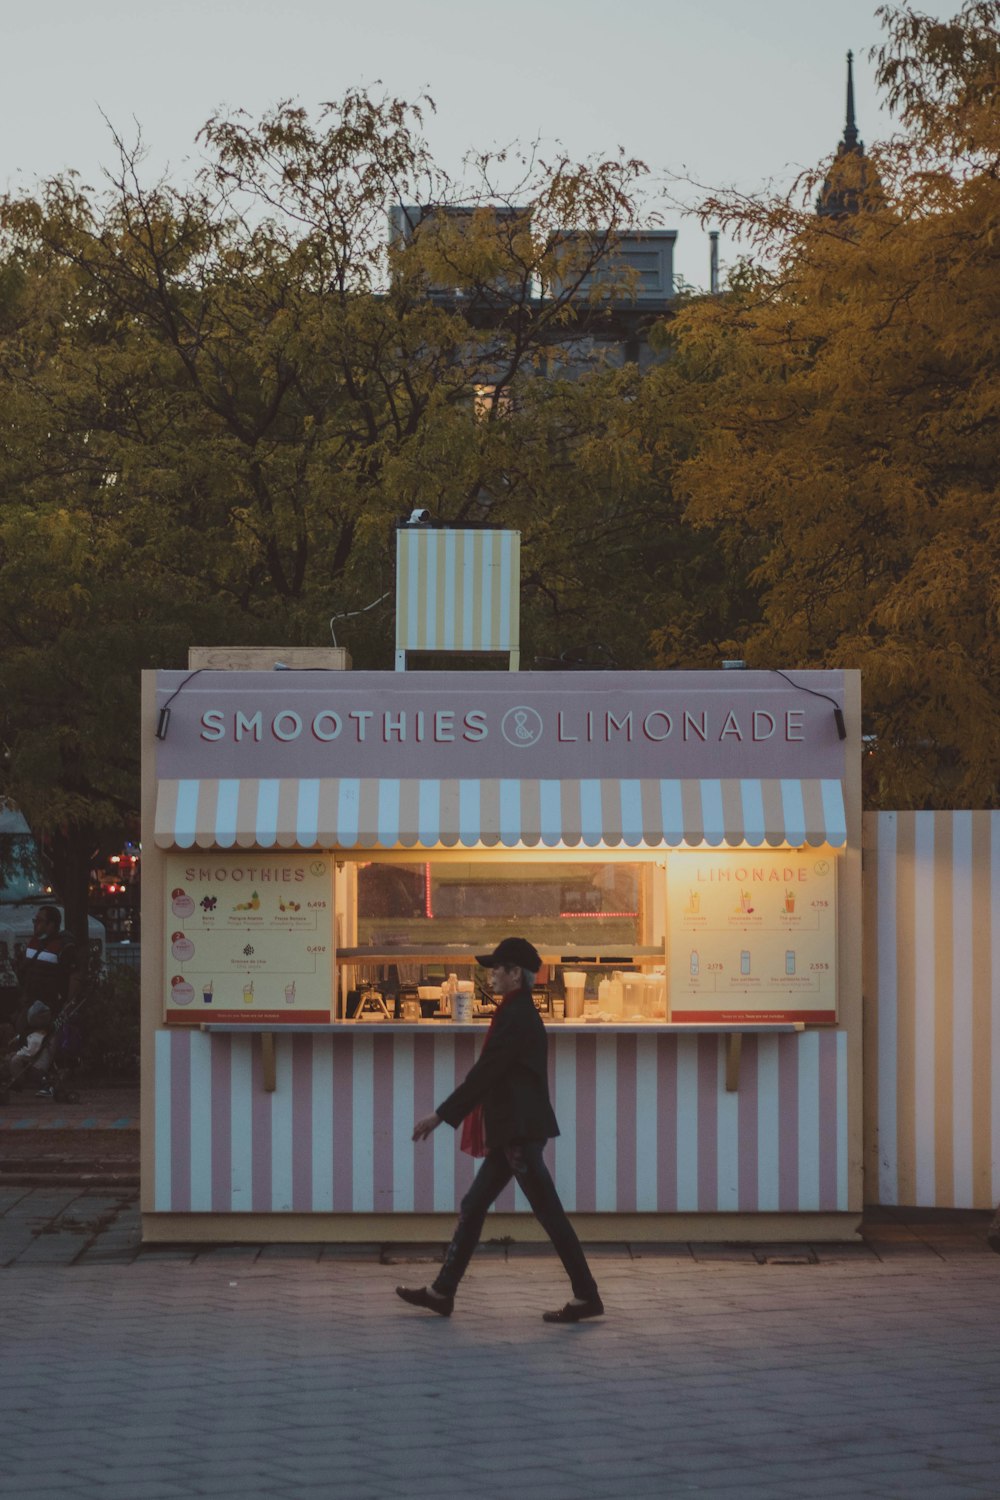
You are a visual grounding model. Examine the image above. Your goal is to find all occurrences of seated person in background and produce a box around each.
[0,1001,54,1098]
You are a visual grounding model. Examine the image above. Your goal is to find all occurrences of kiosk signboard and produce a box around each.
[163,853,334,1023]
[668,849,838,1023]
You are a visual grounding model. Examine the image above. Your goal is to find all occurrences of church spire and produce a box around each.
[816,49,878,217]
[843,50,861,152]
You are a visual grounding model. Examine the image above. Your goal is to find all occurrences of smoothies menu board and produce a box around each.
[164,854,334,1024]
[668,850,837,1023]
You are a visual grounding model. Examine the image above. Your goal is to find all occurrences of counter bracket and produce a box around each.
[261,1033,276,1093]
[725,1033,742,1093]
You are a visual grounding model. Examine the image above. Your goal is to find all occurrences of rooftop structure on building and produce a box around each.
[816,51,882,218]
[388,204,678,371]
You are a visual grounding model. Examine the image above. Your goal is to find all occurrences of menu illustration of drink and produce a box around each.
[163,854,334,1024]
[668,850,838,1023]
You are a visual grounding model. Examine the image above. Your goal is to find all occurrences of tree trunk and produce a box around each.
[46,825,96,976]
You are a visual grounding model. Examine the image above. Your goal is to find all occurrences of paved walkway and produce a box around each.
[2,1187,1000,1499]
[4,1092,1000,1497]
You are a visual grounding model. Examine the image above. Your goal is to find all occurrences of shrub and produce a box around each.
[76,965,140,1082]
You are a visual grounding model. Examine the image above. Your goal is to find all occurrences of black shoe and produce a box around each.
[395,1285,454,1317]
[543,1296,604,1323]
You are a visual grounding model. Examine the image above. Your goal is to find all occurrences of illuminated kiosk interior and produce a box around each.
[140,539,861,1243]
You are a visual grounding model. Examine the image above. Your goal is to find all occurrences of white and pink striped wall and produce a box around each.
[864,810,1000,1209]
[153,1028,849,1215]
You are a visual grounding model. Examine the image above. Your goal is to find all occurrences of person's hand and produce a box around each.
[412,1112,441,1141]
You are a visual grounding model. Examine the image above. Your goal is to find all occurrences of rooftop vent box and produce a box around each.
[548,230,676,308]
[388,205,531,302]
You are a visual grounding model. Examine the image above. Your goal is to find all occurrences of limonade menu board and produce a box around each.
[164,853,334,1024]
[668,849,838,1023]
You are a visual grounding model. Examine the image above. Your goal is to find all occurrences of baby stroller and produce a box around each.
[2,996,85,1104]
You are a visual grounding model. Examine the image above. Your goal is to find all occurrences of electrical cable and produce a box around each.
[767,668,847,740]
[155,668,206,741]
[329,591,393,648]
[154,651,369,741]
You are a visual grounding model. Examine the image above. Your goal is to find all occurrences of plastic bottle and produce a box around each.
[454,980,474,1023]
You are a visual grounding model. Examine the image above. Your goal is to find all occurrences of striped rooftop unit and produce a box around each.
[395,527,520,669]
[153,776,847,851]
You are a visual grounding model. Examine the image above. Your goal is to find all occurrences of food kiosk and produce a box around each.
[141,655,861,1243]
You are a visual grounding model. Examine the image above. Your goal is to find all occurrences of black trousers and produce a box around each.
[433,1140,599,1301]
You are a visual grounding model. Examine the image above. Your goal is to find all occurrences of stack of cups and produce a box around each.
[562,970,586,1020]
[453,980,474,1023]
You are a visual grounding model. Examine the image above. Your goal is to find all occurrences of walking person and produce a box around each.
[396,937,604,1324]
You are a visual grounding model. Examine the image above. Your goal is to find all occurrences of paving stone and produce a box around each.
[0,1185,34,1210]
[317,1242,382,1260]
[71,1484,192,1500]
[868,1240,946,1261]
[922,1237,995,1255]
[9,1235,84,1265]
[627,1241,695,1259]
[379,1241,445,1264]
[135,1245,199,1261]
[75,1244,140,1265]
[810,1241,880,1262]
[5,1190,83,1217]
[689,1241,759,1262]
[0,1230,42,1263]
[257,1243,322,1260]
[0,1490,83,1500]
[750,1243,819,1264]
[192,1244,262,1260]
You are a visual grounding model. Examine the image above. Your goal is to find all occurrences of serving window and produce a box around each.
[355,858,660,954]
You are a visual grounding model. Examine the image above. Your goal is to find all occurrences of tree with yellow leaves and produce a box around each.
[651,1,999,808]
[0,93,662,936]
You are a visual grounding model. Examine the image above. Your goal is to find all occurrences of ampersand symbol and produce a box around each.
[501,706,543,747]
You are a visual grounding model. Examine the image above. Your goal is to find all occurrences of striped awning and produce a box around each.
[154,777,847,851]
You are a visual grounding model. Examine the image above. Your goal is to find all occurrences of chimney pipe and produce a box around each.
[709,231,720,294]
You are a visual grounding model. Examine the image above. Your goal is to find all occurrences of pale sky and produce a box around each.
[2,0,918,288]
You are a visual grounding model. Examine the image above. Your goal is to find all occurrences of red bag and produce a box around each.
[459,991,517,1157]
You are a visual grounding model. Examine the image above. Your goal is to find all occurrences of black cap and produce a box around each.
[475,936,542,973]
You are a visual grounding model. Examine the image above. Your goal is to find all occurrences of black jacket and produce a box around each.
[436,990,560,1148]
